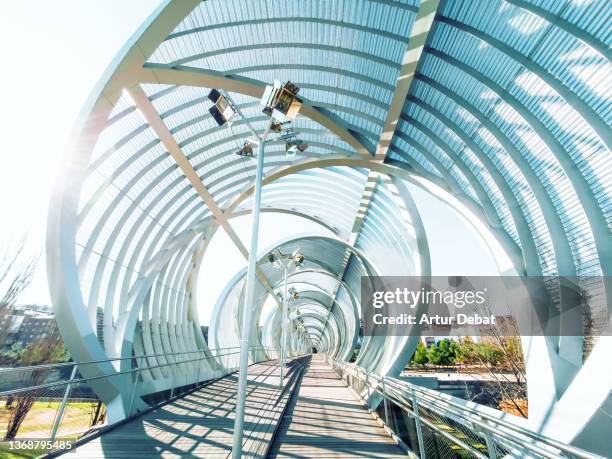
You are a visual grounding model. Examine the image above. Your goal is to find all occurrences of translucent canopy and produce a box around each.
[47,0,611,444]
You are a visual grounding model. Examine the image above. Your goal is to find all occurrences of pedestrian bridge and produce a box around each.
[1,354,599,458]
[32,0,612,457]
[66,356,408,458]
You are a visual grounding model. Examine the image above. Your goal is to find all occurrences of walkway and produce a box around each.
[269,356,406,458]
[66,356,405,458]
[70,358,305,458]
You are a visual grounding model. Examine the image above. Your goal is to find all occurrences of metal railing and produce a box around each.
[330,358,603,459]
[0,346,272,455]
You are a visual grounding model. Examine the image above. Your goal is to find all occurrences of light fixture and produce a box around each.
[271,120,291,133]
[288,287,299,300]
[208,89,236,126]
[235,141,254,158]
[285,139,309,154]
[292,250,305,267]
[268,252,282,270]
[279,129,309,160]
[260,80,303,122]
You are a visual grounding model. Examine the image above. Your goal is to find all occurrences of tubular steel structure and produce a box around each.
[47,0,611,455]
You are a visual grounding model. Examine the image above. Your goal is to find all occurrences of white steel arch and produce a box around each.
[47,0,611,453]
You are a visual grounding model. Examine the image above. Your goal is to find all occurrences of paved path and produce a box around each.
[269,356,406,458]
[70,358,305,458]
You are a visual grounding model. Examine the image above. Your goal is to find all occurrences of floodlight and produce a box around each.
[285,148,297,161]
[292,250,305,267]
[208,88,222,103]
[285,139,309,160]
[268,252,282,269]
[208,89,236,126]
[271,120,291,133]
[260,80,303,122]
[288,287,299,300]
[236,142,254,158]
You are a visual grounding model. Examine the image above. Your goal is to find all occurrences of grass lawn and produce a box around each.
[0,399,101,457]
[0,443,47,459]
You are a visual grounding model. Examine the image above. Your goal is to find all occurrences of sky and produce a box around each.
[0,1,497,325]
[0,0,162,305]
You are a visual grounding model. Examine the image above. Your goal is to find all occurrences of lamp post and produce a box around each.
[269,250,303,387]
[231,81,303,459]
[231,117,272,459]
[280,261,288,387]
[286,287,299,360]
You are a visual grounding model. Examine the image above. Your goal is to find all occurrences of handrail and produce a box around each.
[385,374,587,458]
[0,346,272,397]
[330,358,603,459]
[339,361,531,447]
[0,345,243,374]
[0,345,277,454]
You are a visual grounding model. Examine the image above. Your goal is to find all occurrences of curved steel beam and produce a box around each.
[46,0,201,420]
[224,155,526,278]
[412,75,576,275]
[166,17,409,43]
[437,15,611,151]
[376,0,440,159]
[403,102,544,274]
[138,64,375,155]
[169,42,399,70]
[425,47,611,277]
[504,0,610,59]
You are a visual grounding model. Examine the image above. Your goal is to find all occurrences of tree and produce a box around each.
[0,237,37,310]
[469,301,527,417]
[454,336,477,365]
[4,336,68,440]
[412,342,429,365]
[427,339,458,365]
[0,342,25,365]
[0,237,38,353]
[477,342,505,366]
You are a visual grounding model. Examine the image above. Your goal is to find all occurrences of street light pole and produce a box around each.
[280,263,288,388]
[288,308,293,359]
[231,117,273,459]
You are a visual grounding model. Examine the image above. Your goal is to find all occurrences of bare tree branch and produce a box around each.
[0,236,38,310]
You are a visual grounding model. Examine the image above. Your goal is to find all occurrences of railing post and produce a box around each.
[411,393,427,459]
[128,357,145,418]
[170,365,176,399]
[482,424,498,459]
[49,364,78,442]
[196,352,202,389]
[381,377,390,427]
[280,265,288,388]
[127,368,141,417]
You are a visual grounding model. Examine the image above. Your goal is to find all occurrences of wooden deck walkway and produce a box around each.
[269,356,406,458]
[70,358,305,458]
